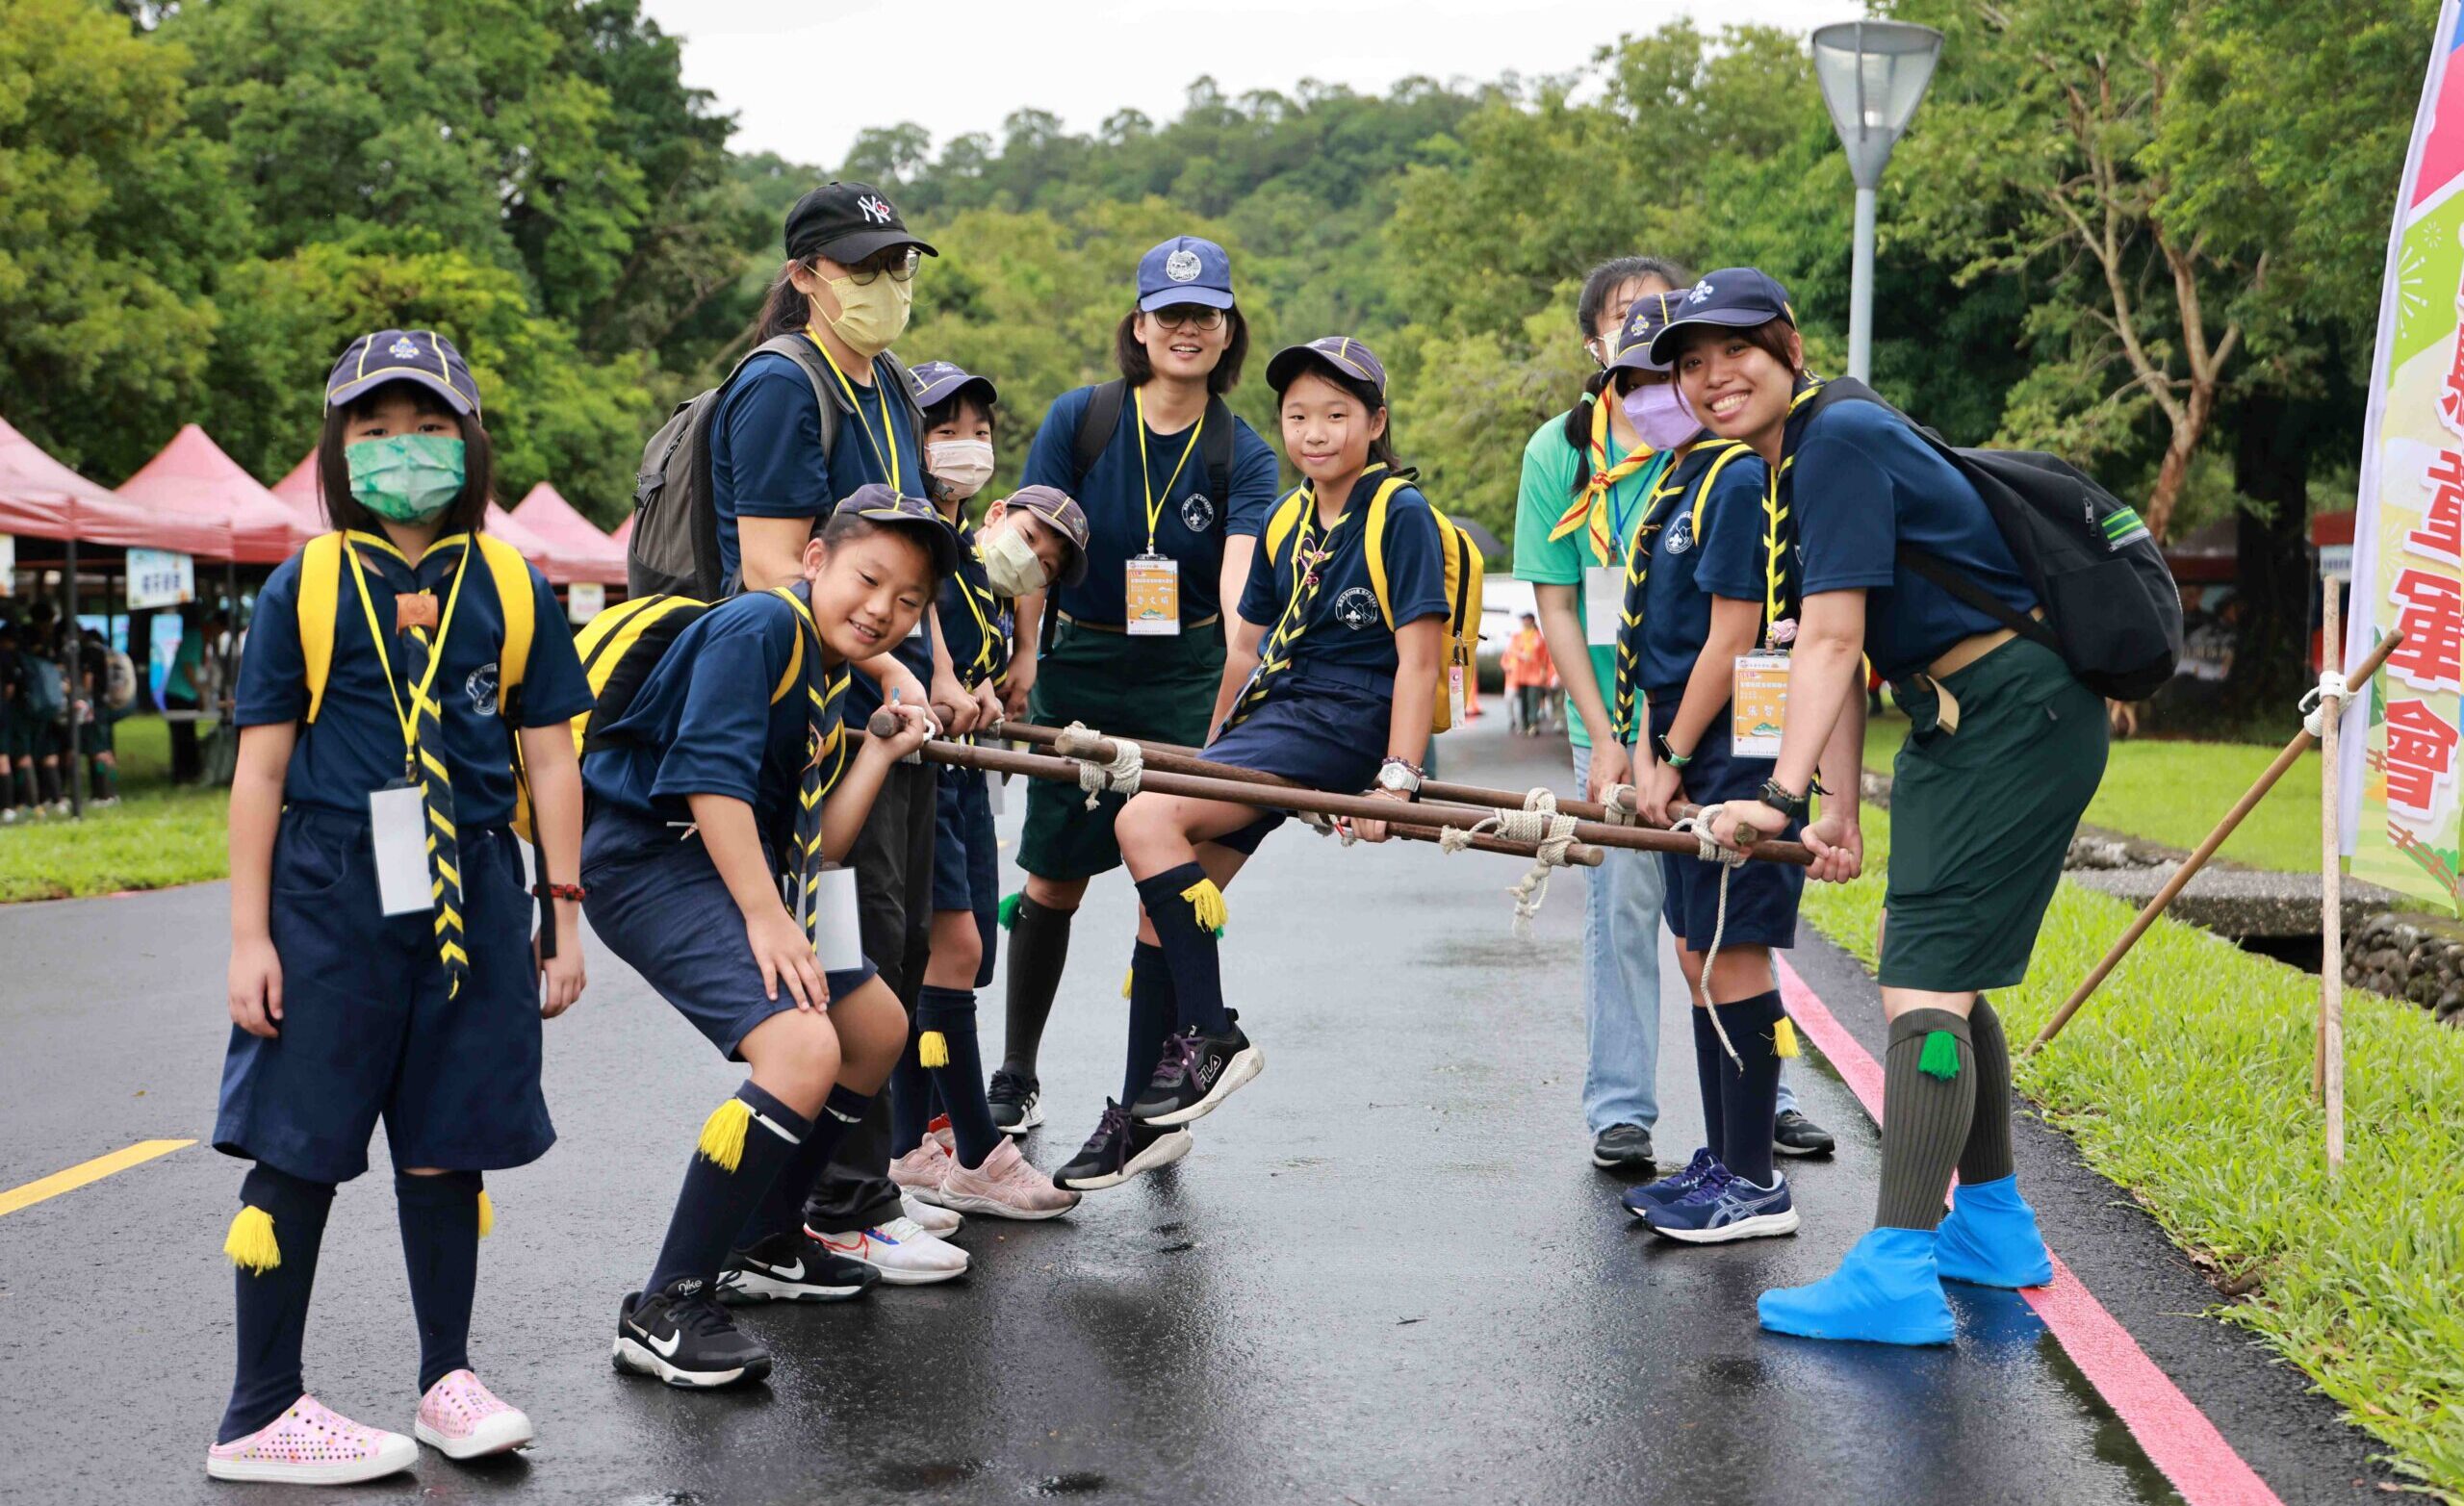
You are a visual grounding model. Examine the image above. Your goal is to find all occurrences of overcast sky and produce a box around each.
[638,0,1850,170]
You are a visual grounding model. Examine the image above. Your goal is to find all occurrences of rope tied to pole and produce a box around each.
[1599,783,1641,826]
[1063,720,1143,808]
[1672,803,1749,1066]
[1437,787,1581,934]
[2300,671,2348,740]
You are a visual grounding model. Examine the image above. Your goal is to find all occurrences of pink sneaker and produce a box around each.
[205,1394,417,1484]
[415,1368,534,1460]
[937,1136,1082,1220]
[890,1138,953,1203]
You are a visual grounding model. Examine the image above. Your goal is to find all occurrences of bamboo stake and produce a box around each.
[2027,626,2406,1056]
[2319,577,2346,1172]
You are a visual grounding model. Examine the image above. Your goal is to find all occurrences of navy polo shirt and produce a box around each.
[1629,444,1773,699]
[1785,397,2037,680]
[1021,383,1280,626]
[235,533,595,828]
[580,583,848,839]
[938,523,1014,691]
[1240,473,1450,684]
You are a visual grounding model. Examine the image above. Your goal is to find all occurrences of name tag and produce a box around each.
[1732,651,1791,756]
[1584,564,1623,647]
[1125,553,1181,636]
[369,782,434,917]
[808,864,864,973]
[1448,660,1468,726]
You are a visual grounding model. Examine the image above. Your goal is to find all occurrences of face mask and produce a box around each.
[1621,381,1701,451]
[927,439,996,501]
[978,519,1050,598]
[821,272,912,358]
[346,434,466,523]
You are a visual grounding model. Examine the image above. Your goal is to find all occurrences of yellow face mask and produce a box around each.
[820,271,912,358]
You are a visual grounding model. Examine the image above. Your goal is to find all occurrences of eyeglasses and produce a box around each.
[846,247,922,285]
[1148,305,1227,332]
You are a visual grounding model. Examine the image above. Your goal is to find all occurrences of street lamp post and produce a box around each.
[1810,19,1944,383]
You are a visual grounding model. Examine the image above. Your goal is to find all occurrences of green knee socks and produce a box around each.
[1875,1008,1976,1231]
[1957,996,2015,1186]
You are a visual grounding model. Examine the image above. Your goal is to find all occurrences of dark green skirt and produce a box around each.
[1883,637,2107,992]
[1016,618,1225,881]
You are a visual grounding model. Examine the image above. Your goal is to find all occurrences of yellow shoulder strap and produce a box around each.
[767,586,809,705]
[475,533,534,713]
[1689,442,1751,543]
[1361,475,1414,630]
[298,532,344,724]
[1262,489,1310,566]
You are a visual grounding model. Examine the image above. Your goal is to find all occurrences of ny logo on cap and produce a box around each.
[388,336,421,359]
[858,194,895,225]
[1165,249,1202,284]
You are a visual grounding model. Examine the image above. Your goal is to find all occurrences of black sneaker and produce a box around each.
[1053,1099,1194,1192]
[614,1278,772,1388]
[1590,1122,1656,1172]
[1773,1110,1836,1158]
[1129,1014,1263,1126]
[715,1230,881,1304]
[988,1067,1043,1136]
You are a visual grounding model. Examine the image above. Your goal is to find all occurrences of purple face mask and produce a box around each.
[1621,380,1701,451]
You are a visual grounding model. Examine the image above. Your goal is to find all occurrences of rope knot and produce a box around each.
[2300,671,2348,739]
[1600,783,1641,826]
[1065,721,1144,808]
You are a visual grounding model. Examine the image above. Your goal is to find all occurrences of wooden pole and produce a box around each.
[2028,626,2407,1056]
[2319,576,2346,1171]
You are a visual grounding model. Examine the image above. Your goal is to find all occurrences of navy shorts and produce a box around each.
[582,806,879,1059]
[1202,676,1390,856]
[1649,698,1803,952]
[931,765,1001,987]
[214,806,554,1184]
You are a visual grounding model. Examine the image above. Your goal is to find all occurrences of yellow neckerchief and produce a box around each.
[1132,386,1205,552]
[1248,463,1385,688]
[1548,396,1660,565]
[803,325,899,493]
[1763,377,1827,642]
[775,583,852,800]
[948,526,1003,681]
[341,529,475,779]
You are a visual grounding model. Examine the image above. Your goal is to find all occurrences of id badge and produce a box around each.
[808,865,864,974]
[1125,553,1181,637]
[1732,651,1792,756]
[369,782,434,917]
[1448,660,1468,726]
[1584,564,1623,647]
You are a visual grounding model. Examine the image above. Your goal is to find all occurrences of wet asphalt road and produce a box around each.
[0,717,2373,1504]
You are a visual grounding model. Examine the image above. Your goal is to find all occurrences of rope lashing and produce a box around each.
[1672,802,1751,1067]
[2300,670,2348,740]
[1437,786,1580,934]
[1599,784,1641,826]
[1063,720,1144,809]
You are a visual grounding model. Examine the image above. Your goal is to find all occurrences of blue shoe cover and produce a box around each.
[1934,1175,2054,1289]
[1758,1227,1957,1345]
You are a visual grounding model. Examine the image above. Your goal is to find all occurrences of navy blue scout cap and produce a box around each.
[325,330,481,416]
[1265,336,1387,397]
[785,181,938,266]
[1136,236,1236,312]
[1001,484,1092,588]
[1645,268,1798,369]
[907,360,998,413]
[1606,290,1694,375]
[835,482,963,574]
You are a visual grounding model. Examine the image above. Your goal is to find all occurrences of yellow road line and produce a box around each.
[0,1138,196,1217]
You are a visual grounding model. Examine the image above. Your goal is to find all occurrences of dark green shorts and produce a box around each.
[1882,637,2107,992]
[1016,620,1225,882]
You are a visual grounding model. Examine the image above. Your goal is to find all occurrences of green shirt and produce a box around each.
[1511,412,1661,750]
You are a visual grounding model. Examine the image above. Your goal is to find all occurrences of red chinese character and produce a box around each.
[2383,698,2460,818]
[2388,568,2464,692]
[2414,448,2464,565]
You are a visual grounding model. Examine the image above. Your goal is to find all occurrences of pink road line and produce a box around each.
[1775,957,2284,1506]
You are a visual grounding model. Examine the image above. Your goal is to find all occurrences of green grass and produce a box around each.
[1801,812,2464,1496]
[1863,710,2323,873]
[0,716,230,902]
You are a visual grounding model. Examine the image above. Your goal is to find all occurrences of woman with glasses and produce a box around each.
[988,236,1280,1180]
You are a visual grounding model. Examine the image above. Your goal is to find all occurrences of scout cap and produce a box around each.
[1136,236,1236,312]
[1266,335,1388,397]
[834,483,962,574]
[907,360,999,413]
[1605,290,1695,375]
[785,181,939,266]
[1645,268,1797,369]
[1000,484,1092,588]
[325,329,481,417]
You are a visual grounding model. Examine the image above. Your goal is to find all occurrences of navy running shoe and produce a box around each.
[1622,1147,1719,1218]
[1643,1168,1800,1244]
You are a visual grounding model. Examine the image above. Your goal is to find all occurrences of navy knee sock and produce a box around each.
[917,985,1000,1168]
[1691,1007,1727,1162]
[395,1170,482,1393]
[219,1165,336,1443]
[737,1083,873,1248]
[1135,862,1230,1035]
[1713,990,1786,1187]
[1000,895,1073,1078]
[646,1082,812,1296]
[1121,941,1179,1106]
[887,1027,934,1158]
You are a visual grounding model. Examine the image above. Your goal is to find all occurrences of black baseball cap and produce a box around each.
[785,182,938,266]
[834,483,962,574]
[1266,335,1388,396]
[1605,289,1694,375]
[999,485,1091,588]
[1645,268,1797,369]
[907,360,998,414]
[325,329,481,416]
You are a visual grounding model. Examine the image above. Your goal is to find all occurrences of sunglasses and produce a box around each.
[1148,305,1227,332]
[844,246,923,285]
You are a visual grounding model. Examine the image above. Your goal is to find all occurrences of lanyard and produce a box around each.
[1132,387,1204,552]
[951,540,1002,677]
[805,327,899,494]
[341,531,475,779]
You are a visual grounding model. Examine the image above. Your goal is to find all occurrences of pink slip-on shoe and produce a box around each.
[937,1136,1082,1220]
[415,1368,534,1460]
[205,1394,417,1484]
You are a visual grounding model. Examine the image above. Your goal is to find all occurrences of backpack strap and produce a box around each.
[1261,488,1310,572]
[1361,475,1417,630]
[474,533,534,713]
[1200,395,1235,508]
[761,334,845,475]
[1072,380,1130,488]
[298,532,345,724]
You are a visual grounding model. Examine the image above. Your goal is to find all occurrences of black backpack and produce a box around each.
[1799,379,2182,702]
[1070,378,1236,516]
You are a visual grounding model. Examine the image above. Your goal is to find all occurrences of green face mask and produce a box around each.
[346,434,467,523]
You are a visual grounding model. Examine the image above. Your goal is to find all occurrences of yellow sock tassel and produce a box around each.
[475,1188,495,1239]
[1181,879,1228,937]
[223,1205,281,1274]
[697,1096,752,1172]
[918,1030,950,1068]
[1121,968,1135,1000]
[1773,1017,1800,1059]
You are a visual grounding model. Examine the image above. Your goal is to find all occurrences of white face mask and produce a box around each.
[978,520,1049,598]
[927,438,996,501]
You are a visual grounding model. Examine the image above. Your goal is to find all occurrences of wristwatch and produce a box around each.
[1654,733,1693,770]
[1376,757,1424,796]
[1758,778,1811,824]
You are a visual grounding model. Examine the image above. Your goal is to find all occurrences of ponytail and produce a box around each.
[1559,372,1614,498]
[744,258,820,348]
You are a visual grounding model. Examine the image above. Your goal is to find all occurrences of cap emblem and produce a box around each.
[857,193,896,225]
[1685,279,1716,306]
[1165,248,1202,284]
[388,336,421,359]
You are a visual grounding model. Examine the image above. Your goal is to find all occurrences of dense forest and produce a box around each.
[0,0,2437,708]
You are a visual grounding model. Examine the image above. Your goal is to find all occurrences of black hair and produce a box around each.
[1560,254,1695,497]
[1665,318,1805,383]
[1270,357,1402,475]
[922,389,996,434]
[812,508,954,589]
[748,257,821,346]
[1115,306,1250,395]
[317,380,494,537]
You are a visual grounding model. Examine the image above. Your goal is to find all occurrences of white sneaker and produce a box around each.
[890,1139,953,1205]
[902,1192,962,1237]
[808,1216,969,1286]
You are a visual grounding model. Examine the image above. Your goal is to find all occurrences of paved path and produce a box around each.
[0,721,2386,1503]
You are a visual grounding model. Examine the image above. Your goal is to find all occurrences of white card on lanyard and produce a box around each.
[1732,651,1792,756]
[1125,553,1181,636]
[1448,661,1468,726]
[808,865,864,973]
[1583,564,1623,647]
[369,783,435,917]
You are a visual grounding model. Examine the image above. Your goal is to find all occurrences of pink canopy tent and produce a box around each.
[269,451,326,538]
[116,425,308,564]
[0,415,228,557]
[271,449,571,580]
[510,483,627,585]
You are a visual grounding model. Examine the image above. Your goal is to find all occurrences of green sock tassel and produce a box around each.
[1917,1029,1963,1081]
[997,891,1022,932]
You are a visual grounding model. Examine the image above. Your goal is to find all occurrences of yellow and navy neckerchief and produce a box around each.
[1762,376,1829,643]
[1608,445,1749,742]
[1227,464,1385,727]
[947,527,1005,685]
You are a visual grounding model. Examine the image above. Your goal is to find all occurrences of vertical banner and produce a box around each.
[2344,0,2464,914]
